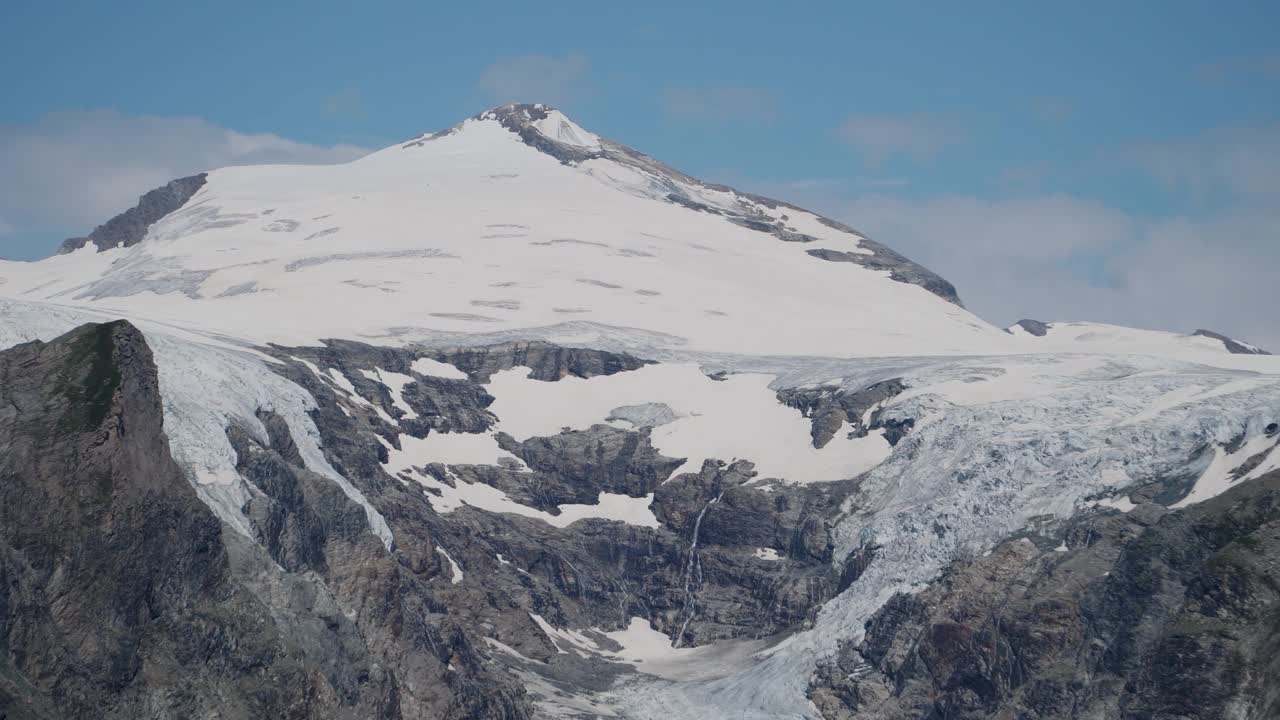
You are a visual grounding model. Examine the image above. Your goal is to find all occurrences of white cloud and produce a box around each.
[0,110,370,258]
[845,194,1133,262]
[661,86,777,124]
[476,53,590,107]
[835,113,962,165]
[1128,125,1280,201]
[807,193,1280,352]
[754,121,1280,351]
[1106,211,1280,350]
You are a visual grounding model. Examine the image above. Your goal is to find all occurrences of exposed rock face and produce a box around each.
[58,174,208,254]
[1011,318,1051,336]
[0,322,531,719]
[804,240,963,307]
[420,341,652,382]
[778,379,907,448]
[1193,328,1271,355]
[0,322,366,717]
[446,424,685,510]
[808,473,1280,720]
[288,341,846,642]
[290,338,649,383]
[271,338,652,439]
[257,339,854,706]
[6,322,1277,719]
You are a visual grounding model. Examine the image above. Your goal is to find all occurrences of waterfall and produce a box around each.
[673,492,722,648]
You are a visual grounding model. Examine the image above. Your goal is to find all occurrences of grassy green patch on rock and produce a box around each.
[59,323,123,432]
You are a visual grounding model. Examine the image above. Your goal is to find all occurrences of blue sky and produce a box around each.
[2,0,1278,346]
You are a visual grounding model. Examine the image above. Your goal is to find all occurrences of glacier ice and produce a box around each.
[0,299,393,550]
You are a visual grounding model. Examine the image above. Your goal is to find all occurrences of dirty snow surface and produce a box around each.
[2,105,1279,720]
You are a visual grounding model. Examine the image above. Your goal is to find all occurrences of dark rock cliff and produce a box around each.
[271,340,851,650]
[809,474,1280,720]
[1193,329,1271,355]
[58,174,208,254]
[0,321,348,718]
[0,327,850,718]
[0,323,531,719]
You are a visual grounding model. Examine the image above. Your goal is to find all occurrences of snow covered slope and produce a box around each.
[4,102,1271,367]
[1,104,1000,357]
[1008,319,1272,362]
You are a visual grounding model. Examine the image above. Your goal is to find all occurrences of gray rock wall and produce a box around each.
[809,473,1280,720]
[59,174,207,254]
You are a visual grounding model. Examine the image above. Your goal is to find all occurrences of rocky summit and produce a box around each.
[1,105,1278,719]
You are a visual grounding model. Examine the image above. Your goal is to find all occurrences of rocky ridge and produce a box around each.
[809,470,1280,719]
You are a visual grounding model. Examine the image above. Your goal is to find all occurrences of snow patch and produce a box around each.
[529,613,599,655]
[531,110,602,150]
[487,364,892,484]
[383,436,660,528]
[391,431,523,468]
[411,356,468,379]
[436,545,464,584]
[1174,432,1280,507]
[1091,495,1136,513]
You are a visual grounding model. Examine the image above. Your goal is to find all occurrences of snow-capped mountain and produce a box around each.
[2,105,1278,720]
[12,103,989,357]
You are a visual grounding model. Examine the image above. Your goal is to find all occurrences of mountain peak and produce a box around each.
[405,105,964,307]
[482,102,603,151]
[9,104,990,356]
[477,101,565,124]
[400,102,604,161]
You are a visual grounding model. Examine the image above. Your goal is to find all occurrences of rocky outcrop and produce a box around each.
[778,379,907,448]
[0,322,371,718]
[258,338,856,706]
[58,174,207,254]
[1011,318,1051,336]
[274,340,649,432]
[0,323,534,719]
[1193,328,1271,355]
[424,424,688,512]
[805,229,964,307]
[808,473,1280,720]
[804,245,963,306]
[419,341,652,383]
